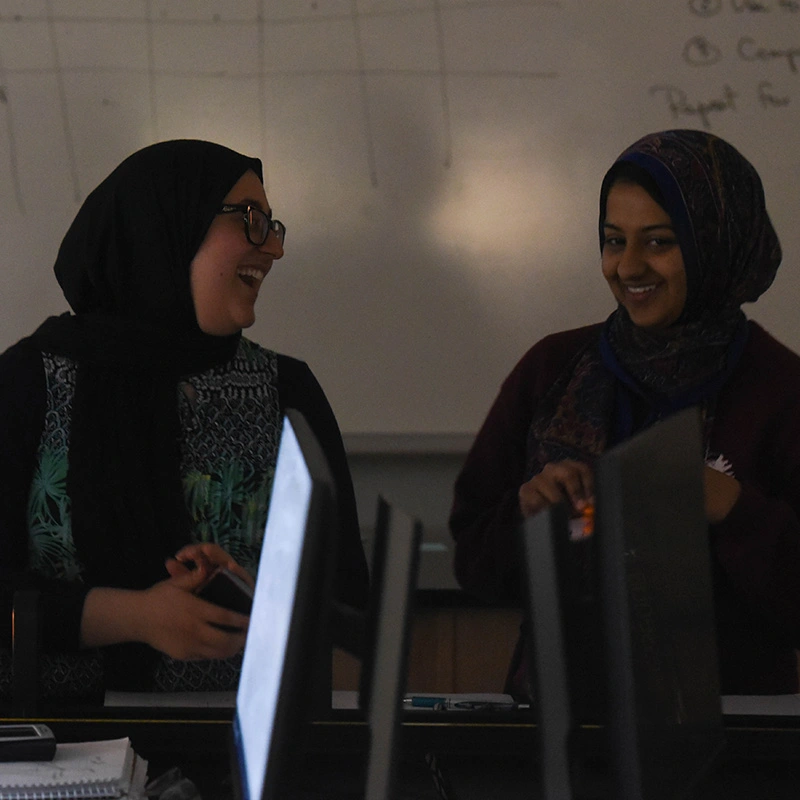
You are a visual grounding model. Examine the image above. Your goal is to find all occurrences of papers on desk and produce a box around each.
[722,693,800,716]
[0,737,147,799]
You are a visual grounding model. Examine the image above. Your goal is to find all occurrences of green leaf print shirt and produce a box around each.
[27,337,281,692]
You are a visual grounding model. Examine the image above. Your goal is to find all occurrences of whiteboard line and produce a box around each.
[144,0,159,141]
[0,50,25,214]
[257,0,271,191]
[1,1,559,26]
[440,69,560,79]
[0,66,559,80]
[45,0,81,203]
[434,0,453,170]
[350,0,379,189]
[256,1,558,25]
[440,0,561,9]
[1,15,258,26]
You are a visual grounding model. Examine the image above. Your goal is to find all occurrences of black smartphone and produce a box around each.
[0,723,56,762]
[198,567,254,615]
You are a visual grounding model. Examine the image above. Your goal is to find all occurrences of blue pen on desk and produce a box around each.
[403,696,448,709]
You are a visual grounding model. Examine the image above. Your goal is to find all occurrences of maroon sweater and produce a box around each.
[450,320,800,694]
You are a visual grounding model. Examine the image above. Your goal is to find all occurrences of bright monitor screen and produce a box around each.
[233,411,315,800]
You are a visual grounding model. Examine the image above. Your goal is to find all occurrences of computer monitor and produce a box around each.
[230,408,336,800]
[595,407,725,800]
[520,503,577,800]
[359,496,423,800]
[522,408,725,800]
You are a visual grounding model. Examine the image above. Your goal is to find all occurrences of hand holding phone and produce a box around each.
[197,567,254,616]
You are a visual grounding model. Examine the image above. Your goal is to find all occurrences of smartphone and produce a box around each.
[198,567,254,616]
[0,723,56,762]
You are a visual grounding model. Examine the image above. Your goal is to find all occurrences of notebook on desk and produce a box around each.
[0,737,146,799]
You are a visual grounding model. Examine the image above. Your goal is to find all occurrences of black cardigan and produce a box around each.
[0,339,369,654]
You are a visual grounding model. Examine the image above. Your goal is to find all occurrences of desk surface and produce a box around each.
[3,707,799,764]
[2,707,799,799]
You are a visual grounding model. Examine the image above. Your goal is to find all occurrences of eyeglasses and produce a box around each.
[218,204,286,247]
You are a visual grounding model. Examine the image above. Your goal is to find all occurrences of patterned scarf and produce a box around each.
[526,129,781,479]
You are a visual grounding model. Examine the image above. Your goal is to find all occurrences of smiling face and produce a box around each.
[190,169,284,336]
[601,181,687,330]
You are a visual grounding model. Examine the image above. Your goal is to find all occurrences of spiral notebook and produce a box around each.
[0,737,144,799]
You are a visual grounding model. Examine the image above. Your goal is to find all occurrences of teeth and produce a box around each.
[238,266,265,283]
[627,285,655,294]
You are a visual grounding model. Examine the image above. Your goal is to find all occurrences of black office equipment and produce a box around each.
[230,408,336,800]
[0,723,56,762]
[595,407,726,800]
[359,496,423,800]
[521,504,577,800]
[522,408,725,800]
[198,567,254,616]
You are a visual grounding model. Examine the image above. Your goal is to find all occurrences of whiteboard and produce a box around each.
[1,0,799,435]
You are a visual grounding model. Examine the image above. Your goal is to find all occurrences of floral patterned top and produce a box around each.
[26,337,281,693]
[0,334,367,700]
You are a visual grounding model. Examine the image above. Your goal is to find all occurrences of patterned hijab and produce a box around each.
[525,130,781,476]
[27,140,263,592]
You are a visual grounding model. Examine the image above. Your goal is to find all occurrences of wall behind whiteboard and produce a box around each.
[1,0,799,435]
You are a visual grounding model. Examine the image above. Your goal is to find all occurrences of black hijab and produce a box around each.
[28,140,263,593]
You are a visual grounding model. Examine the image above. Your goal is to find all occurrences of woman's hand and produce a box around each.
[165,542,255,590]
[519,459,594,519]
[704,465,741,524]
[135,576,249,660]
[79,544,253,659]
[80,578,249,659]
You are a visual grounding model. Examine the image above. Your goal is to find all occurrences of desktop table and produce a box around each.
[4,706,799,799]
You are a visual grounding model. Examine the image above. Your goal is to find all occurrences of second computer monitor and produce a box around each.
[595,407,725,800]
[359,496,422,800]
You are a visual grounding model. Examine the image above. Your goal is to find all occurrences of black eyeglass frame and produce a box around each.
[218,204,286,247]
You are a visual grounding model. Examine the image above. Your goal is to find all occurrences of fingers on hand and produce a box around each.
[171,544,254,586]
[546,461,594,507]
[520,460,594,516]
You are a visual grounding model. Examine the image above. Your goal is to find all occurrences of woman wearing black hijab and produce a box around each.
[0,140,368,698]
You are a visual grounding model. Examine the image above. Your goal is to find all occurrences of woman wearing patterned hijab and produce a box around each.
[450,130,800,695]
[0,140,368,699]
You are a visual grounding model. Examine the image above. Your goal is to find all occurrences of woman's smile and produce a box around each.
[237,264,269,289]
[601,182,687,329]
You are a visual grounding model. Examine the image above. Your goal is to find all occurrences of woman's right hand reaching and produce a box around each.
[518,459,594,519]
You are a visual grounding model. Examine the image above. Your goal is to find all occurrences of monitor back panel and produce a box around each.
[363,497,422,800]
[595,407,725,800]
